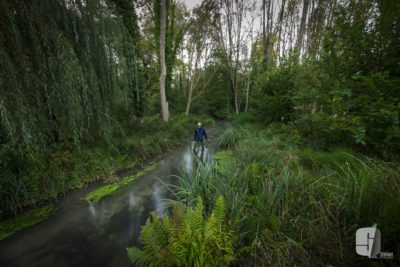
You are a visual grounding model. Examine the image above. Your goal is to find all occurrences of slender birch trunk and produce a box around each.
[297,0,310,53]
[159,0,169,122]
[185,89,193,115]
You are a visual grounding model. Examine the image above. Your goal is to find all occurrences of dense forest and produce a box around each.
[0,0,399,266]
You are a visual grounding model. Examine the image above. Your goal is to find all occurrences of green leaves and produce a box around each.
[126,247,151,267]
[127,196,236,266]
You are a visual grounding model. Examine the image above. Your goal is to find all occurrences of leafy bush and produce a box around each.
[251,66,297,125]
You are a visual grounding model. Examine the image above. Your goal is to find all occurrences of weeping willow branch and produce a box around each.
[0,0,140,154]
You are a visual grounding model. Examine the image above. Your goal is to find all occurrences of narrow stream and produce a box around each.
[0,127,223,267]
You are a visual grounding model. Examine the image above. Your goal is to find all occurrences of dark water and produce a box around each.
[0,128,222,267]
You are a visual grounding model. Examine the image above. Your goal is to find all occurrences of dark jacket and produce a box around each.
[194,127,207,141]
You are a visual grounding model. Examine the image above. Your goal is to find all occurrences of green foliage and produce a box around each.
[84,162,160,204]
[85,184,120,205]
[213,150,233,162]
[244,0,400,157]
[218,128,243,148]
[252,64,298,124]
[213,150,234,176]
[295,0,400,154]
[163,124,400,265]
[231,112,257,125]
[127,196,236,266]
[0,0,141,154]
[0,205,57,241]
[188,64,233,119]
[127,247,151,266]
[0,0,148,216]
[0,147,112,217]
[151,0,187,103]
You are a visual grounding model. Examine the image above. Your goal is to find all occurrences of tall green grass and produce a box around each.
[155,124,400,266]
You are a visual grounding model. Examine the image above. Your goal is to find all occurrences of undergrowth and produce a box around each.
[133,123,400,266]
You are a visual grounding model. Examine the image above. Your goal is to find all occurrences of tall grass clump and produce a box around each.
[218,127,245,148]
[162,159,247,225]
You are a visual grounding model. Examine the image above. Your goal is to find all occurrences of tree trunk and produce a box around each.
[262,0,266,67]
[185,62,196,116]
[234,0,243,114]
[276,0,286,58]
[159,0,169,122]
[185,91,192,116]
[245,71,250,112]
[297,0,310,53]
[266,0,273,69]
[328,0,337,28]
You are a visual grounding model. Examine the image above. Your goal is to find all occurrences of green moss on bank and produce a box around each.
[0,205,57,241]
[84,162,161,204]
[214,150,233,161]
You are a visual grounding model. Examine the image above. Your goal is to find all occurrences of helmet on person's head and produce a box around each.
[197,122,202,126]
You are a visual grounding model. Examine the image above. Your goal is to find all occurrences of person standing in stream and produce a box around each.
[193,122,208,152]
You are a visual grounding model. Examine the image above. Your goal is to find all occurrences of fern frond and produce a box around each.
[150,212,168,247]
[214,196,225,225]
[141,214,160,259]
[204,211,218,241]
[169,204,188,264]
[191,196,204,233]
[128,195,236,266]
[126,247,150,266]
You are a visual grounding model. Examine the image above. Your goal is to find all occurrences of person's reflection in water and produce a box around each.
[193,142,203,158]
[192,144,209,171]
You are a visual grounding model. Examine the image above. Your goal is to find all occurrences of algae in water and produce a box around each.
[84,162,161,204]
[0,205,57,241]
